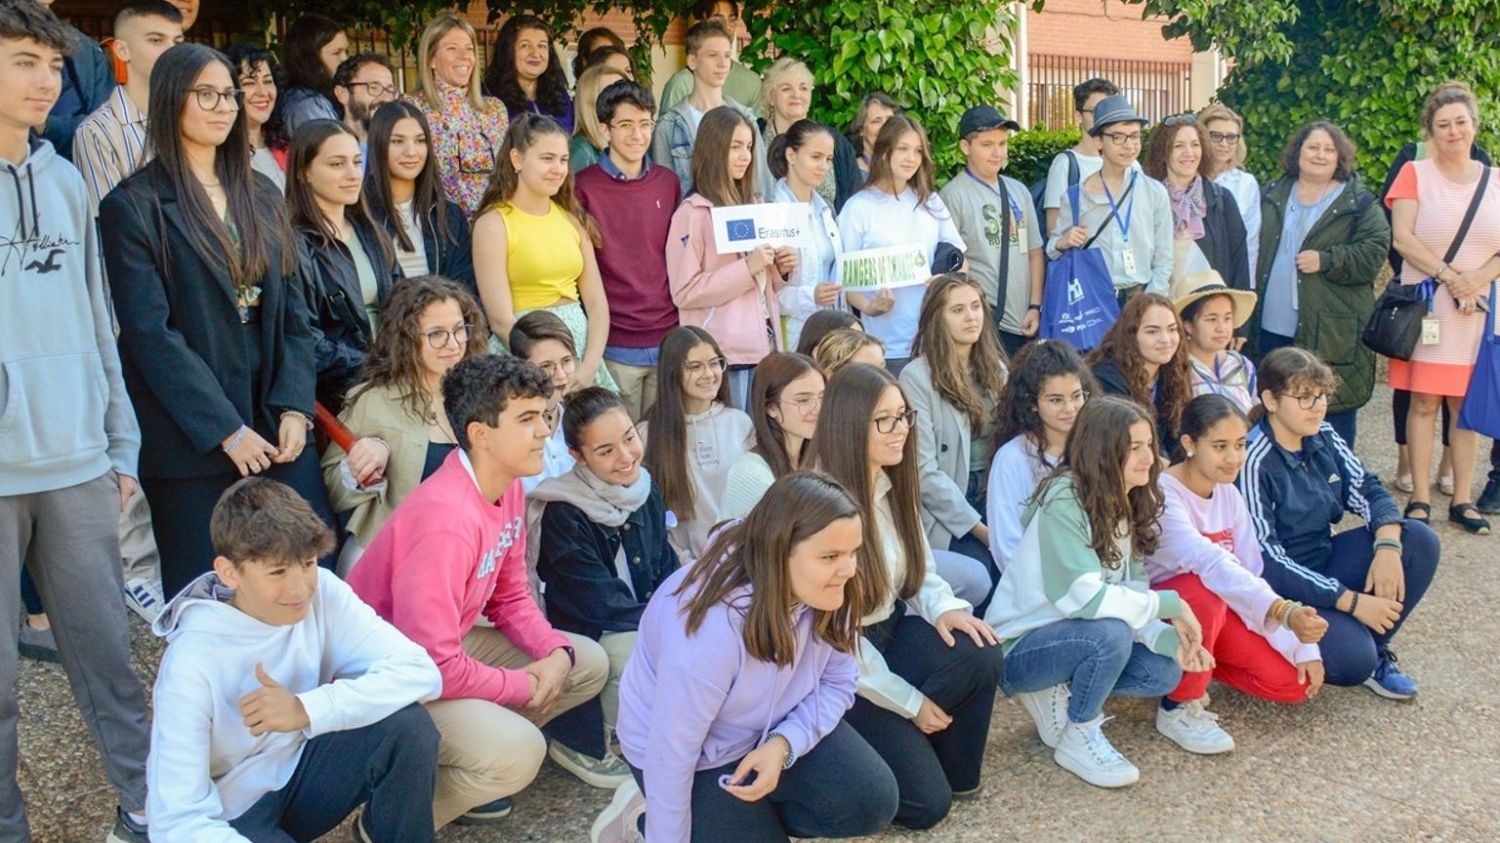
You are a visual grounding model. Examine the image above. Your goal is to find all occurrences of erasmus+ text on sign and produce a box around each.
[837,245,929,290]
[710,203,813,255]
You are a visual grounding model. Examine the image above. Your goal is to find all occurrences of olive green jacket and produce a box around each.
[1248,175,1391,413]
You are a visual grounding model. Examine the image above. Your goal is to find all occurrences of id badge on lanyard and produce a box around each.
[1104,173,1137,276]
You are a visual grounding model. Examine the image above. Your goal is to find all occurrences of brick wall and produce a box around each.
[1026,0,1194,62]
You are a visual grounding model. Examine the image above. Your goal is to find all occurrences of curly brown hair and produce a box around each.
[347,276,490,423]
[1141,118,1213,183]
[1087,293,1192,445]
[1034,396,1164,567]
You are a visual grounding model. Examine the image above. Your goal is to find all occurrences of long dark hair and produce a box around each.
[484,14,571,120]
[476,114,600,246]
[680,472,865,664]
[1172,393,1248,466]
[363,101,454,254]
[281,14,343,96]
[1035,396,1164,567]
[993,339,1097,459]
[812,363,924,611]
[748,353,823,479]
[1086,292,1192,441]
[222,42,287,152]
[147,44,293,287]
[692,106,758,206]
[911,273,1008,430]
[643,326,730,521]
[347,275,489,421]
[286,119,395,269]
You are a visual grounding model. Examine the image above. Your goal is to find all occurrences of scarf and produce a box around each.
[1167,175,1208,241]
[525,461,654,573]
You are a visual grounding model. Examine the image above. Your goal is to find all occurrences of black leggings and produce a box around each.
[844,610,1003,830]
[1392,388,1451,448]
[628,722,898,842]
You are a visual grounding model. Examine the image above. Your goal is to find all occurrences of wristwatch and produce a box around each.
[766,731,795,769]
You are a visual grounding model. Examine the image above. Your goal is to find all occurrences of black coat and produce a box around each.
[1197,179,1252,291]
[419,201,477,294]
[295,216,401,410]
[99,161,315,480]
[535,484,680,640]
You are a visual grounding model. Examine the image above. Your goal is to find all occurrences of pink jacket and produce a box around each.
[666,194,785,365]
[349,450,570,707]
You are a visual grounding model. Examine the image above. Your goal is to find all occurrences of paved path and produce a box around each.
[18,385,1500,841]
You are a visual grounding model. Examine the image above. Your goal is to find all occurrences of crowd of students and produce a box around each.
[0,0,1482,839]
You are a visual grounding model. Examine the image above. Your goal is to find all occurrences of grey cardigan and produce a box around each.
[898,356,983,550]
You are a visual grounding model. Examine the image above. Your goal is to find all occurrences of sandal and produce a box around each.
[1449,503,1491,535]
[1403,501,1431,524]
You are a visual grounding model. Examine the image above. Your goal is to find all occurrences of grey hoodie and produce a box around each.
[0,136,138,496]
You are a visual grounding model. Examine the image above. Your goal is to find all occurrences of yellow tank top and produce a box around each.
[498,201,584,311]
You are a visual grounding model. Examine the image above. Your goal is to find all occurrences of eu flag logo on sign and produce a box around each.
[726,218,757,242]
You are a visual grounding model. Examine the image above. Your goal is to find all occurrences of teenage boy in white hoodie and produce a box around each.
[0,3,151,840]
[147,478,442,842]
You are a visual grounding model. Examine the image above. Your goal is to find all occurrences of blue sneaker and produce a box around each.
[453,796,514,825]
[1364,651,1418,700]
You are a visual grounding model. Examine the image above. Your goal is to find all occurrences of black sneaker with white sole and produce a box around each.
[107,807,147,843]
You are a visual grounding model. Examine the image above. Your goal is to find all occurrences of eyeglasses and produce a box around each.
[538,356,578,378]
[1209,131,1242,146]
[873,409,916,434]
[608,119,656,135]
[1079,107,1095,115]
[346,81,398,98]
[1282,392,1330,410]
[457,128,497,176]
[423,323,472,349]
[1100,131,1143,147]
[192,86,243,111]
[685,356,728,377]
[1162,112,1198,127]
[778,392,824,415]
[1041,390,1090,410]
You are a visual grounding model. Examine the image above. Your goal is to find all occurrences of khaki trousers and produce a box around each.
[604,359,657,421]
[424,628,607,828]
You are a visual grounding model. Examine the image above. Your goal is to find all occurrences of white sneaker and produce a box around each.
[1155,698,1235,755]
[122,574,164,623]
[1053,716,1139,788]
[1014,684,1069,748]
[590,779,645,843]
[549,741,632,789]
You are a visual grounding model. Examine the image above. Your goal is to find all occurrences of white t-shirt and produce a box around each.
[251,146,285,193]
[394,200,430,279]
[836,187,965,359]
[1042,149,1104,215]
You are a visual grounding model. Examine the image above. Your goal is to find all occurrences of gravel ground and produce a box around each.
[17,384,1500,842]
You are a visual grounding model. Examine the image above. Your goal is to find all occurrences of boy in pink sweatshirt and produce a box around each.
[348,356,612,828]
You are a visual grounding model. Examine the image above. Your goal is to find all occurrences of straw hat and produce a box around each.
[1169,269,1258,328]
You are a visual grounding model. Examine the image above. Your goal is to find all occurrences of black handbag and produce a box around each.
[1363,165,1489,360]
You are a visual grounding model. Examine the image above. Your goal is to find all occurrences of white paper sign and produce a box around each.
[836,245,929,289]
[710,203,813,255]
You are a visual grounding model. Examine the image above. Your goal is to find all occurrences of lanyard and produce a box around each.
[1101,171,1138,244]
[965,169,1024,224]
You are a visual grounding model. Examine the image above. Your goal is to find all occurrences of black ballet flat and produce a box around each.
[1449,503,1491,535]
[1403,501,1431,524]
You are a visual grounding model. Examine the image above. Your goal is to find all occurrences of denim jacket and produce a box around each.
[651,96,772,200]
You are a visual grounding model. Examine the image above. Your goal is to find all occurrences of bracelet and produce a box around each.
[1269,598,1287,624]
[1373,538,1403,554]
[1348,591,1360,615]
[1280,600,1303,628]
[766,731,795,769]
[280,410,313,430]
[1027,303,1042,311]
[221,425,250,454]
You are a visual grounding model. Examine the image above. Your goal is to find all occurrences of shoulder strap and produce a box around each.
[1442,165,1490,264]
[1066,150,1080,187]
[996,177,1012,318]
[1081,173,1136,250]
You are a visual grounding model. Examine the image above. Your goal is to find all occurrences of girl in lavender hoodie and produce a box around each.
[597,472,898,843]
[1146,394,1329,755]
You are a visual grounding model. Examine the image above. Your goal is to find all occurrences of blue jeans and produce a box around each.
[1000,618,1182,723]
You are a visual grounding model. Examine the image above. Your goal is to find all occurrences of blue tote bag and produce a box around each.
[1460,283,1500,438]
[1040,183,1120,352]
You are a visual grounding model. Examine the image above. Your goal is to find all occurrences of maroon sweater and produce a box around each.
[575,162,681,349]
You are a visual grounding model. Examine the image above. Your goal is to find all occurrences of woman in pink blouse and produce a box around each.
[407,14,509,217]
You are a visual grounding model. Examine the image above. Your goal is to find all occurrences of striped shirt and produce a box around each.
[74,87,150,218]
